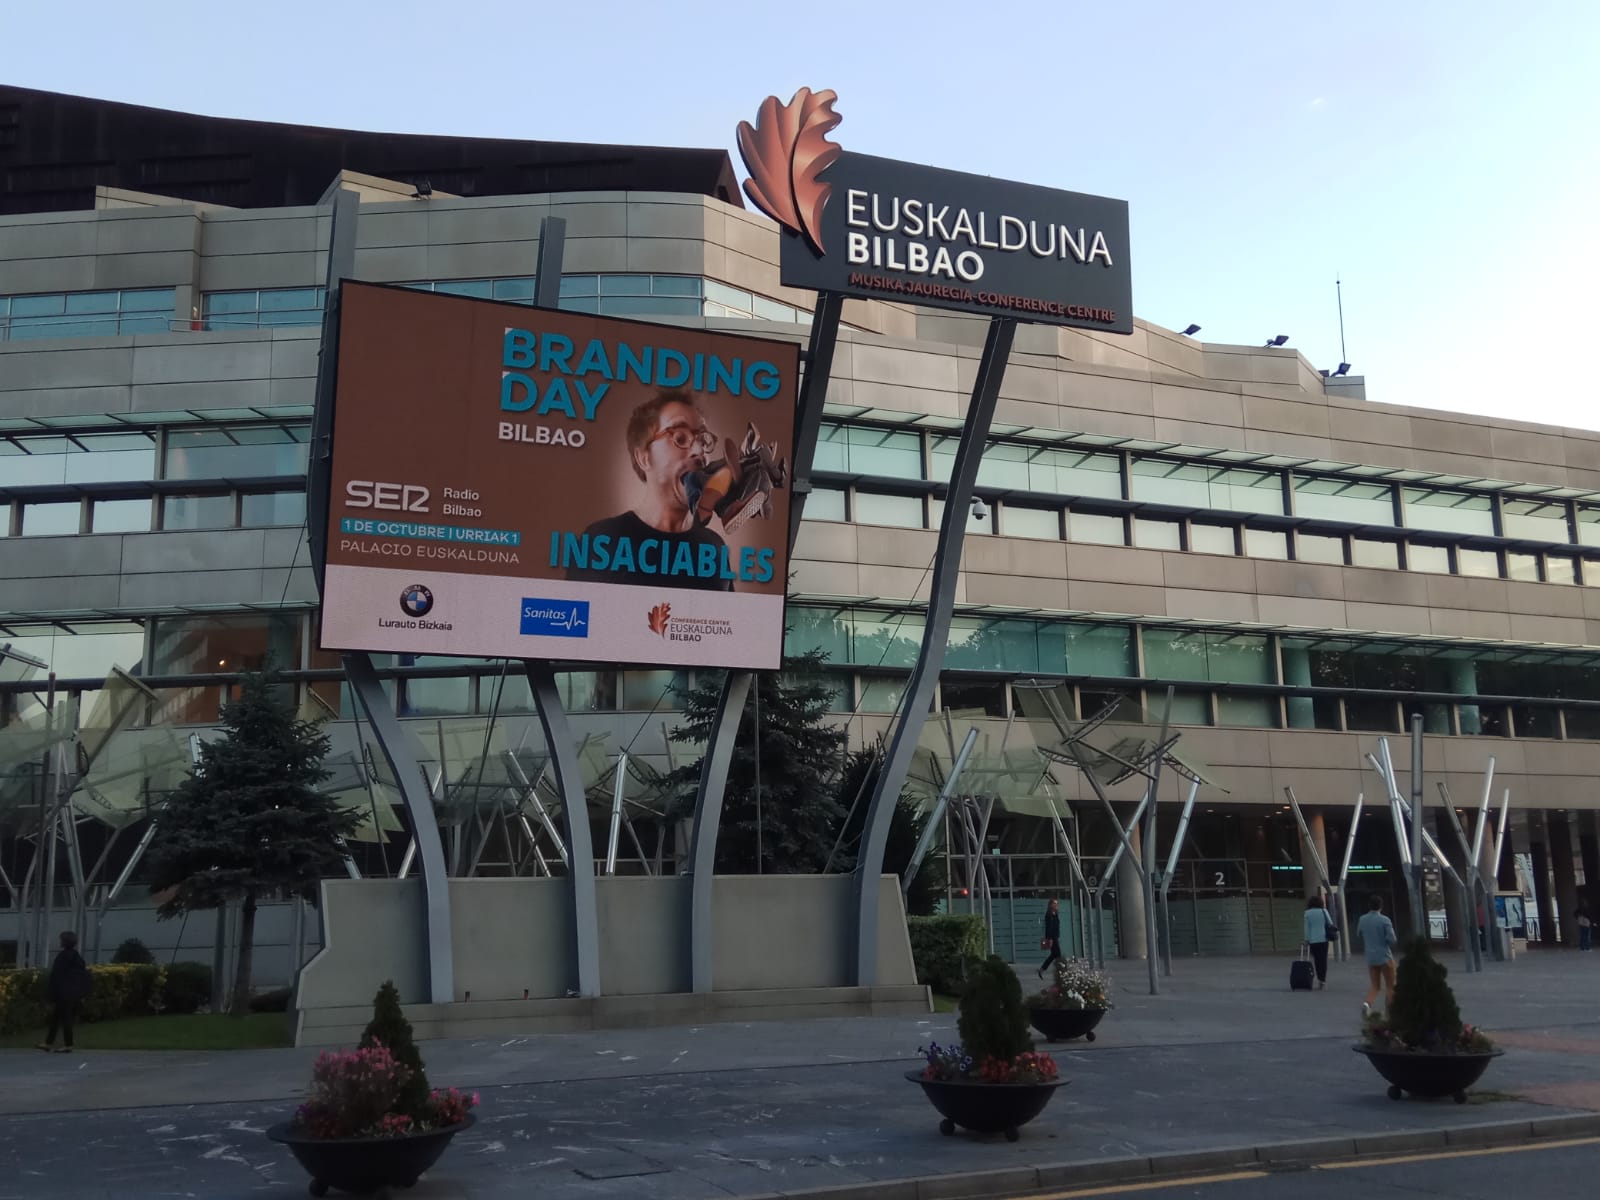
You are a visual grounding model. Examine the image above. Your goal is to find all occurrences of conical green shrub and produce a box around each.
[360,980,431,1117]
[1388,938,1462,1049]
[957,955,1032,1063]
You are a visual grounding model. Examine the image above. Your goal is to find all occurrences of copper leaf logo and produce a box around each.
[737,88,842,255]
[647,603,671,637]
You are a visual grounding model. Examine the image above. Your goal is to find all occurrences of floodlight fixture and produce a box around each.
[1180,323,1201,337]
[1333,362,1352,376]
[412,179,433,199]
[1265,334,1289,347]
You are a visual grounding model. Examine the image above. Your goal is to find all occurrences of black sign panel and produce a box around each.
[777,152,1132,333]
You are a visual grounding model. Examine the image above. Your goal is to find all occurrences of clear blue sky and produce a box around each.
[10,1,1599,431]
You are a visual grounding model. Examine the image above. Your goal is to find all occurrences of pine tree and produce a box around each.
[361,980,431,1118]
[145,671,358,1015]
[665,650,849,874]
[833,744,945,914]
[957,954,1032,1063]
[1389,937,1463,1049]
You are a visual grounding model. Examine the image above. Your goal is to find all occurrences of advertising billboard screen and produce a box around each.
[320,282,798,670]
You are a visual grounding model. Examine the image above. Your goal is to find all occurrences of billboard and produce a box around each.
[319,282,798,670]
[738,89,1132,332]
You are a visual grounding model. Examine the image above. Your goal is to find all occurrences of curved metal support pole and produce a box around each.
[344,652,454,1003]
[688,669,753,993]
[852,317,1016,985]
[524,661,601,998]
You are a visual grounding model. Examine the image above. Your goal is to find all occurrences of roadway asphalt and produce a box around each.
[1,950,1596,1199]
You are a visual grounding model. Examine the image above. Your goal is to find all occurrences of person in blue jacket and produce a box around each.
[1302,894,1338,989]
[1037,898,1063,979]
[1357,893,1398,1015]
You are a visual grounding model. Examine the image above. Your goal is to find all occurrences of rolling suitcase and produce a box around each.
[1290,943,1315,991]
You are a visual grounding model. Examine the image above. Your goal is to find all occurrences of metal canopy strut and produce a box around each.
[686,290,844,994]
[851,316,1018,986]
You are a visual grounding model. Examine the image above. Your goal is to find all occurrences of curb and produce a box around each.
[747,1111,1600,1200]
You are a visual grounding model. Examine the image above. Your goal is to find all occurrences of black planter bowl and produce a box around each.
[267,1116,474,1196]
[904,1070,1068,1142]
[1353,1046,1503,1104]
[1028,1005,1106,1043]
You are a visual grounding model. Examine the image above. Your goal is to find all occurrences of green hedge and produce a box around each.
[0,964,166,1034]
[161,962,213,1015]
[907,913,988,995]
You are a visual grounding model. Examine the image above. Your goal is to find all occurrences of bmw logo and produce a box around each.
[399,585,434,618]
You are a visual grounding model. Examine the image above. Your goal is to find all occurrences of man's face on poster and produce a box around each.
[634,400,714,491]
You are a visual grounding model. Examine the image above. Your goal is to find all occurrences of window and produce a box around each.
[1457,547,1500,578]
[1134,518,1182,550]
[1501,498,1569,543]
[847,611,925,669]
[1130,459,1283,514]
[241,491,308,527]
[1293,476,1395,525]
[1,288,172,341]
[1352,538,1400,569]
[1188,522,1236,555]
[1403,487,1494,536]
[1579,507,1600,548]
[1344,696,1401,732]
[1296,532,1346,564]
[1150,689,1211,726]
[1068,511,1125,545]
[164,424,309,479]
[939,444,1120,497]
[947,617,1042,674]
[1409,542,1451,573]
[1001,504,1060,540]
[927,497,990,534]
[1506,552,1540,583]
[941,677,1007,717]
[859,675,911,713]
[0,621,145,683]
[148,613,301,723]
[702,278,808,323]
[399,656,475,716]
[20,501,80,536]
[815,424,922,478]
[621,670,686,710]
[852,490,923,528]
[161,494,234,530]
[0,432,156,486]
[203,287,325,330]
[1546,555,1577,585]
[90,498,152,533]
[1061,622,1135,676]
[805,487,847,522]
[1244,527,1288,559]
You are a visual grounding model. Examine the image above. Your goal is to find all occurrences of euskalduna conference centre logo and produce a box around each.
[399,584,434,618]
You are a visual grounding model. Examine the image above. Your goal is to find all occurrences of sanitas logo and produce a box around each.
[521,598,589,639]
[399,584,434,617]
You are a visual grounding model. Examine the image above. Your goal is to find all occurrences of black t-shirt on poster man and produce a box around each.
[564,509,734,592]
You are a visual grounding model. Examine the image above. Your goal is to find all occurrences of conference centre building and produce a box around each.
[1,85,1596,981]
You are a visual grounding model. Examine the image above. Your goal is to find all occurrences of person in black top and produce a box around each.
[1038,898,1063,979]
[566,391,734,593]
[38,930,90,1053]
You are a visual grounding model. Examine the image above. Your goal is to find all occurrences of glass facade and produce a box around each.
[202,275,810,330]
[0,289,173,341]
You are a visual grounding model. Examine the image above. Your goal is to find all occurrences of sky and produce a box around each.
[8,1,1600,430]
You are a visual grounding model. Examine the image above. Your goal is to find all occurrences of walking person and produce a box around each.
[1037,898,1063,979]
[1356,894,1398,1016]
[1303,894,1338,989]
[1577,901,1593,952]
[37,931,90,1053]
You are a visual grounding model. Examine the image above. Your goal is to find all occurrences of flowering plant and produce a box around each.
[1030,958,1111,1010]
[1360,1011,1494,1055]
[1358,939,1493,1055]
[291,1042,480,1139]
[918,1040,1058,1085]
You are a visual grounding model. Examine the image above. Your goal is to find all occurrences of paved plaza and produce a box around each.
[2,950,1597,1199]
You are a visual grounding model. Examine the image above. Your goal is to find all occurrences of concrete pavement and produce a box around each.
[2,950,1597,1198]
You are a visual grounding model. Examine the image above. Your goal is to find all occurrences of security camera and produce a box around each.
[970,497,989,521]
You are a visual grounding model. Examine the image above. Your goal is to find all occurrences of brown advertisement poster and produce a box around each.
[320,282,798,670]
